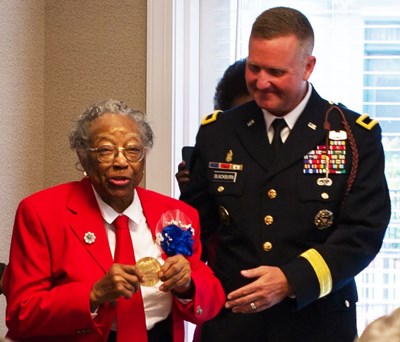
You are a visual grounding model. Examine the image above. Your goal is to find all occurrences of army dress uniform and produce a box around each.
[180,87,391,342]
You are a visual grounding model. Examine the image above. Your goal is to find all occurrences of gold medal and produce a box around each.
[135,257,161,287]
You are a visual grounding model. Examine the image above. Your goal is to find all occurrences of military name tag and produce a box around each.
[213,171,237,182]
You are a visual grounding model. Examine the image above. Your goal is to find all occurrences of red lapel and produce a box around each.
[66,178,113,273]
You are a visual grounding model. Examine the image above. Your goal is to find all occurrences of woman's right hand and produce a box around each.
[90,263,144,309]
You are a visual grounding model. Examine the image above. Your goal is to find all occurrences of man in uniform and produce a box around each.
[180,6,391,342]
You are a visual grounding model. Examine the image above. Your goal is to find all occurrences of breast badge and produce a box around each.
[314,209,334,230]
[226,150,233,162]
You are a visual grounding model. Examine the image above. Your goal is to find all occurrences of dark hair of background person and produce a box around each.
[213,58,249,111]
[175,58,252,192]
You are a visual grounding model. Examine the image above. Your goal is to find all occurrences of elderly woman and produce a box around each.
[4,100,225,342]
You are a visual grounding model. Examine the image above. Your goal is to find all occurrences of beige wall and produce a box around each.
[0,0,147,335]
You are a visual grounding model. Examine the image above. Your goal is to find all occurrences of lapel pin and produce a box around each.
[308,122,317,130]
[247,119,255,127]
[84,232,96,245]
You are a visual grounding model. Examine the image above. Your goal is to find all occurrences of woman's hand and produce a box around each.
[159,255,193,298]
[90,263,144,310]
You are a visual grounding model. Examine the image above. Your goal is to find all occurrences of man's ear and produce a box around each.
[304,55,316,81]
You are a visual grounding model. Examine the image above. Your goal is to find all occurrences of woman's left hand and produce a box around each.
[158,255,193,296]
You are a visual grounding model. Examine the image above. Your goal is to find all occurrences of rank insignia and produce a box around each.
[356,114,378,131]
[315,209,334,230]
[201,110,222,125]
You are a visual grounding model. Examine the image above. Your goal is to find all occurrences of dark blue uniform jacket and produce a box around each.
[180,88,391,342]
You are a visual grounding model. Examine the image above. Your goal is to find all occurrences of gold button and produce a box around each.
[217,186,225,192]
[264,215,274,225]
[321,192,329,199]
[267,189,277,199]
[263,242,272,251]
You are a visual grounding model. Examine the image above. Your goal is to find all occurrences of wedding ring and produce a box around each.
[250,302,257,310]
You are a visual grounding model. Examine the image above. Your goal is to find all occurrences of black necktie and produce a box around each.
[271,119,287,154]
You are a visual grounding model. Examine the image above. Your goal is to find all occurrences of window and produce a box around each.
[356,18,400,327]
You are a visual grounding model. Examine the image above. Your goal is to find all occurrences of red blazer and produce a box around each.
[4,178,225,342]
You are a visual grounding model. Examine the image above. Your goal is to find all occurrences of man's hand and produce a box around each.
[225,266,293,314]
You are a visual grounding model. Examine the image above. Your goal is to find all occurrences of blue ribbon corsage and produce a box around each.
[156,210,194,256]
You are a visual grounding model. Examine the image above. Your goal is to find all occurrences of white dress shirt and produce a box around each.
[263,82,313,143]
[92,187,172,330]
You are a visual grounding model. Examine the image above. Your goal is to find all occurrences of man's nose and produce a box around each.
[256,72,271,89]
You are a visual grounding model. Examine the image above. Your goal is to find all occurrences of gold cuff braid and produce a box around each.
[300,249,332,298]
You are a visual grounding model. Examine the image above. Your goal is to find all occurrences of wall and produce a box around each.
[44,0,147,187]
[0,0,147,335]
[0,0,46,334]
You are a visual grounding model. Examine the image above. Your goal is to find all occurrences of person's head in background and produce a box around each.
[213,58,252,110]
[356,308,400,342]
[246,6,316,117]
[176,59,253,190]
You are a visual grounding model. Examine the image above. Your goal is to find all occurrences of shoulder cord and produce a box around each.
[323,105,359,204]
